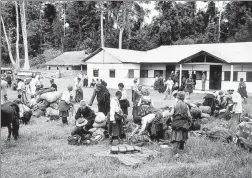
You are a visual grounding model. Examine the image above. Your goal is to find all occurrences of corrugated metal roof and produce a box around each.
[46,50,87,66]
[84,42,252,64]
[144,42,252,63]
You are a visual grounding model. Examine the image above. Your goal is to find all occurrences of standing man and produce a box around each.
[6,72,12,88]
[89,82,110,116]
[202,71,206,91]
[132,78,138,102]
[17,78,28,104]
[1,76,8,103]
[83,74,88,87]
[228,88,242,132]
[192,71,196,89]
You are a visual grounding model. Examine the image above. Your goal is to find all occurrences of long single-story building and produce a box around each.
[45,50,87,72]
[83,42,252,92]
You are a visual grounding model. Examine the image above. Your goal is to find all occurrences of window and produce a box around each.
[224,71,230,81]
[233,72,238,81]
[109,69,115,78]
[154,70,163,77]
[196,71,205,80]
[140,70,148,78]
[128,69,134,78]
[246,72,252,82]
[93,69,99,77]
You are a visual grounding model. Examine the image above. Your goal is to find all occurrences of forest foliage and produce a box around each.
[1,1,252,67]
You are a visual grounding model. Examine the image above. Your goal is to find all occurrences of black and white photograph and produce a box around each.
[1,1,252,177]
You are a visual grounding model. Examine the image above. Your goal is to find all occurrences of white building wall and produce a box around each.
[87,63,140,89]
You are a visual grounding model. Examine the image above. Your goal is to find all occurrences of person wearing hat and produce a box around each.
[74,77,83,103]
[50,79,57,91]
[1,76,8,103]
[228,88,243,132]
[17,78,28,104]
[169,91,192,153]
[89,81,110,116]
[108,91,126,144]
[75,100,96,130]
[71,117,92,140]
[59,85,73,124]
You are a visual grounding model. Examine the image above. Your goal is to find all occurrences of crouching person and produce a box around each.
[130,111,165,142]
[74,100,96,131]
[108,91,126,145]
[169,91,192,154]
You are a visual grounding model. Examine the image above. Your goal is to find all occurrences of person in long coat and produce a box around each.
[108,91,126,144]
[238,78,248,104]
[184,75,194,99]
[169,91,192,153]
[89,82,110,116]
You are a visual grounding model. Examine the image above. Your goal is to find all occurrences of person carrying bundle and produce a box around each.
[169,91,192,153]
[59,85,73,125]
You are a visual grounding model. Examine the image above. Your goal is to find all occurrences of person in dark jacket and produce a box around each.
[89,81,110,116]
[71,100,96,136]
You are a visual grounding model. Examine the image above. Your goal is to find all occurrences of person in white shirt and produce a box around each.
[118,83,129,116]
[58,85,73,125]
[1,77,8,103]
[78,72,83,81]
[17,78,28,104]
[164,77,174,100]
[108,91,126,144]
[228,88,243,132]
[29,76,36,95]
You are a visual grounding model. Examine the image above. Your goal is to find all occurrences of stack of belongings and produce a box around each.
[236,121,252,151]
[93,112,107,128]
[32,88,62,119]
[189,104,202,130]
[18,103,32,124]
[205,124,233,143]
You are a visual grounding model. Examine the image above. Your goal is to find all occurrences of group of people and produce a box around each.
[154,71,200,100]
[1,71,249,154]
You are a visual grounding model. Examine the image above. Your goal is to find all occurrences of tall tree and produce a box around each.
[1,15,16,67]
[20,1,30,69]
[15,1,20,69]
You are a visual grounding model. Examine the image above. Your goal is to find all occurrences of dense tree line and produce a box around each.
[1,1,252,67]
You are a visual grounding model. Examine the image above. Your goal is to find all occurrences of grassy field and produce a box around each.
[1,78,252,178]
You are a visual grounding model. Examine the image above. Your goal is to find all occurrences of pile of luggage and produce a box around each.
[32,88,62,120]
[236,121,252,151]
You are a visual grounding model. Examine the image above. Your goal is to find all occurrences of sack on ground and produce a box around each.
[201,113,210,118]
[236,122,252,141]
[206,126,232,141]
[46,107,59,116]
[68,135,82,145]
[33,109,45,118]
[50,102,59,110]
[199,106,211,114]
[190,107,202,119]
[40,91,62,103]
[131,135,150,145]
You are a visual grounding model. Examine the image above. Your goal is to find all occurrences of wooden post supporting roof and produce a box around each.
[230,65,234,88]
[179,64,182,86]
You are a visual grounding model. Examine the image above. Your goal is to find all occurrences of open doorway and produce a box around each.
[166,65,176,79]
[209,65,222,90]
